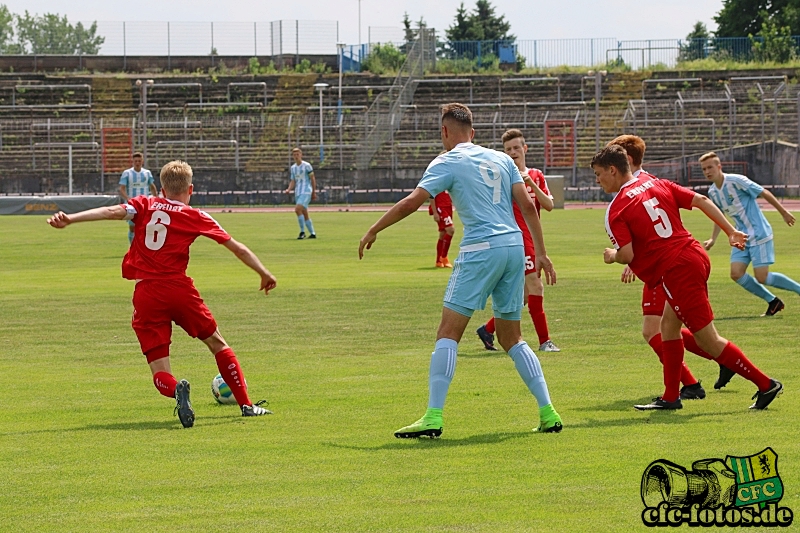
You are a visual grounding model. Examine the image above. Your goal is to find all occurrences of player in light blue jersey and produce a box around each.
[119,152,157,243]
[701,152,800,316]
[284,147,317,239]
[359,103,561,438]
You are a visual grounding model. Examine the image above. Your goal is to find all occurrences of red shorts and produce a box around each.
[642,283,667,316]
[660,242,714,333]
[436,206,454,232]
[131,277,218,355]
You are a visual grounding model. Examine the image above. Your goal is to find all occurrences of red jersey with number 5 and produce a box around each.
[121,196,231,280]
[605,176,697,286]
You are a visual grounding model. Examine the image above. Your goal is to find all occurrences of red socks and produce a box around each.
[153,371,177,398]
[214,347,251,407]
[715,342,772,391]
[648,334,698,388]
[436,238,444,259]
[660,338,684,402]
[485,317,496,334]
[681,329,713,360]
[441,233,453,258]
[528,295,550,345]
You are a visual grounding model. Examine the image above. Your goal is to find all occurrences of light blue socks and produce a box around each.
[428,338,457,409]
[305,218,315,235]
[736,273,775,302]
[765,272,800,295]
[508,341,552,408]
[297,215,305,232]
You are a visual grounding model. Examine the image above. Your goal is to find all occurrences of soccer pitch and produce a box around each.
[1,208,798,532]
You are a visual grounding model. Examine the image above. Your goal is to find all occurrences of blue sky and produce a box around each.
[2,0,723,46]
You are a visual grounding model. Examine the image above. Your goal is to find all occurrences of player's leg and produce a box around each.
[756,240,800,301]
[525,271,558,352]
[436,229,446,267]
[730,249,780,313]
[690,322,782,409]
[300,199,316,237]
[294,203,306,238]
[440,224,454,268]
[493,246,561,433]
[395,247,500,438]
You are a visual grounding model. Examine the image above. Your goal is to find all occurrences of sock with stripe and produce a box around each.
[304,218,315,235]
[428,338,458,409]
[153,371,177,398]
[508,341,552,408]
[715,341,772,391]
[528,295,550,346]
[765,272,800,295]
[214,347,252,407]
[681,329,713,360]
[441,233,453,258]
[297,215,305,232]
[736,273,776,302]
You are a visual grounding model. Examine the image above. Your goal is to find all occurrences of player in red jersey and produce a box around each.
[594,145,782,411]
[47,160,277,427]
[607,135,735,399]
[476,129,559,353]
[429,190,454,268]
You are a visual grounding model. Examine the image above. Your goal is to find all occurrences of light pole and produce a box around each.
[337,42,345,171]
[587,70,606,151]
[313,82,329,164]
[135,78,154,166]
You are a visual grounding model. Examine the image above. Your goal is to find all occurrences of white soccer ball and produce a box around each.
[211,373,246,405]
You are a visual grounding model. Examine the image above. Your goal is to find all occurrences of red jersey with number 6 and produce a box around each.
[605,176,697,287]
[121,196,231,280]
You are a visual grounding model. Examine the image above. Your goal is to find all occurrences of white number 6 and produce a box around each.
[643,198,673,238]
[479,160,502,204]
[145,210,171,250]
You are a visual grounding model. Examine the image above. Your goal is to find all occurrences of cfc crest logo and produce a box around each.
[640,448,793,527]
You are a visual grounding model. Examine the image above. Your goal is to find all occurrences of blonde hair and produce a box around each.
[699,151,720,163]
[160,160,193,195]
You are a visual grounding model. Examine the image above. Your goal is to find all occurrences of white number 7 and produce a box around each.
[479,160,502,204]
[643,198,673,238]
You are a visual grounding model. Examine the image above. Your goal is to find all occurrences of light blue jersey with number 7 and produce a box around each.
[418,142,523,249]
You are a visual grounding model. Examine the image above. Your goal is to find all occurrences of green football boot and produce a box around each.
[533,404,562,434]
[394,408,443,439]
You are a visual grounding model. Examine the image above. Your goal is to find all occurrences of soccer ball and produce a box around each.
[211,373,245,405]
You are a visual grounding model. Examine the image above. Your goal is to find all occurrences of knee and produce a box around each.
[496,331,523,353]
[730,271,743,282]
[445,227,455,236]
[754,271,768,284]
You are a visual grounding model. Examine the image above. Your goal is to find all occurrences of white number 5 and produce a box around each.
[145,210,171,250]
[643,198,673,238]
[479,160,502,204]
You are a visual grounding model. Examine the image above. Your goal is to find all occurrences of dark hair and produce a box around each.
[501,128,524,144]
[590,145,631,174]
[607,135,645,167]
[132,152,143,159]
[441,102,473,128]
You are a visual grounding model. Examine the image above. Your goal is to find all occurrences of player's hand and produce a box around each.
[782,211,796,226]
[46,211,71,228]
[283,189,290,195]
[359,231,377,259]
[621,266,637,283]
[535,255,556,285]
[259,272,278,295]
[312,192,318,201]
[433,213,441,222]
[603,248,617,264]
[728,230,747,250]
[703,238,715,251]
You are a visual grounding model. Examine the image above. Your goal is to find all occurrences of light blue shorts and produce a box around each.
[443,244,524,320]
[731,240,774,268]
[295,193,311,208]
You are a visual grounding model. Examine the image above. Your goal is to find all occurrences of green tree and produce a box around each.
[751,16,797,61]
[445,0,514,42]
[715,0,800,37]
[0,4,15,53]
[14,10,104,54]
[679,21,710,61]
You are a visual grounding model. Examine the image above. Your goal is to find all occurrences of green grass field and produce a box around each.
[1,208,799,532]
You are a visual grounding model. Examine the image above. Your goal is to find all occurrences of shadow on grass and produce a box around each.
[323,431,531,451]
[566,409,743,431]
[0,414,237,436]
[456,351,507,359]
[714,315,771,322]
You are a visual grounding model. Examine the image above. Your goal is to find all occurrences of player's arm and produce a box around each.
[524,177,554,212]
[359,187,429,259]
[310,172,317,200]
[704,223,722,250]
[47,205,128,228]
[604,243,633,265]
[222,238,277,295]
[512,182,556,285]
[284,179,295,195]
[691,194,747,250]
[430,195,440,221]
[759,189,796,226]
[149,183,158,196]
